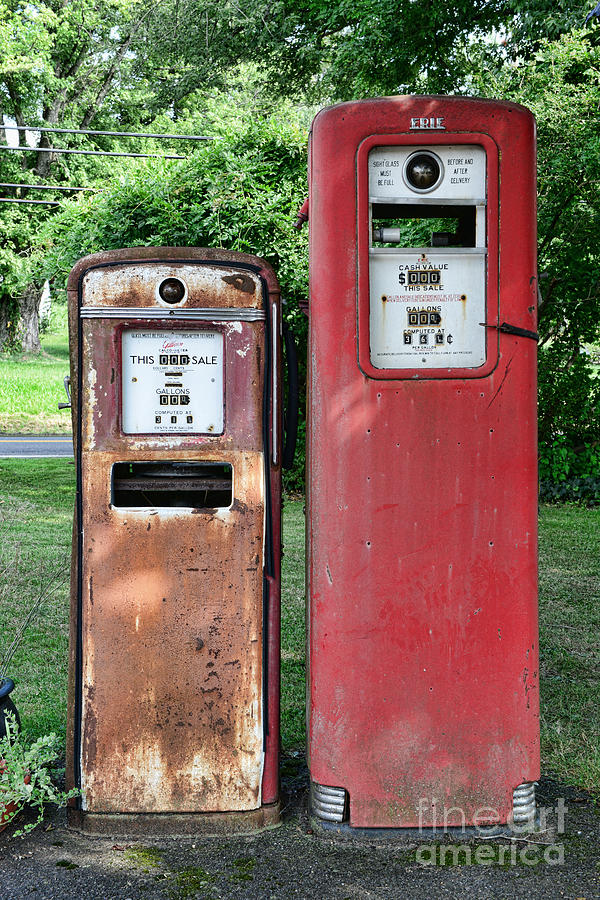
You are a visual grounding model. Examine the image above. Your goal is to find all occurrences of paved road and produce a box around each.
[0,434,73,458]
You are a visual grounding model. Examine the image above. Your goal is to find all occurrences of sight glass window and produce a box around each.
[403,151,443,193]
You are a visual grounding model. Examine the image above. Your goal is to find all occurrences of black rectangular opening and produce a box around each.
[371,204,476,248]
[111,461,233,509]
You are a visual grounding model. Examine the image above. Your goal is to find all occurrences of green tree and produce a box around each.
[469,28,600,474]
[0,1,317,352]
[0,0,148,349]
[506,0,593,59]
[146,0,508,101]
[35,111,309,486]
[0,0,175,175]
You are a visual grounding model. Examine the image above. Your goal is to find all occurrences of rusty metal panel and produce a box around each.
[81,262,263,310]
[66,248,282,823]
[307,97,539,829]
[80,450,264,813]
[77,316,263,453]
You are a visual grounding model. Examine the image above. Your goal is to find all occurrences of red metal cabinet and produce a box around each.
[306,97,539,831]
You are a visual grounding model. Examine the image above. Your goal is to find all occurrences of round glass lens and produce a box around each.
[159,278,186,304]
[405,154,441,190]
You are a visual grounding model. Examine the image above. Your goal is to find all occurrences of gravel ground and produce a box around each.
[0,761,598,900]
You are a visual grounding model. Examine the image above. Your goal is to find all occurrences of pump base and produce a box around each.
[309,816,537,841]
[68,802,280,836]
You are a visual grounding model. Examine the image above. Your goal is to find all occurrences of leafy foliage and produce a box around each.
[539,436,600,506]
[0,0,269,350]
[36,112,309,489]
[1,2,599,496]
[469,28,600,479]
[540,476,600,506]
[506,0,592,58]
[539,436,600,483]
[0,712,78,836]
[38,114,309,305]
[156,0,509,101]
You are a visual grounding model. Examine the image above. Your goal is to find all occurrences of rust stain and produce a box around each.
[73,266,267,814]
[79,451,265,814]
[222,273,255,294]
[81,263,262,310]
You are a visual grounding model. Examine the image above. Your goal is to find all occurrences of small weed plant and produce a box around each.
[0,712,78,835]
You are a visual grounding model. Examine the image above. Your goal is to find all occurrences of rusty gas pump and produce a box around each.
[66,247,297,834]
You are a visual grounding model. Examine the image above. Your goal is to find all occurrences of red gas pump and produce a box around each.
[306,97,539,831]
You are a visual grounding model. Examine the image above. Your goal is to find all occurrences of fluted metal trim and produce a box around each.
[79,307,265,321]
[512,782,536,826]
[311,781,348,823]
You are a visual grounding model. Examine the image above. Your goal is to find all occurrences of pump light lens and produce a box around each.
[159,277,186,304]
[405,153,442,192]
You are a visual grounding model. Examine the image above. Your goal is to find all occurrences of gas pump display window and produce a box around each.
[367,144,488,371]
[111,461,233,509]
[121,330,224,434]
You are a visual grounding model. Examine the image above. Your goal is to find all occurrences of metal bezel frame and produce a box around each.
[402,149,445,194]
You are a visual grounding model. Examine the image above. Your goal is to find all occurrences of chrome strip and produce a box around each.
[272,302,278,466]
[369,246,487,256]
[311,781,348,823]
[369,196,487,206]
[79,306,266,321]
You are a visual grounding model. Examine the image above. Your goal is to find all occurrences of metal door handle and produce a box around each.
[58,374,71,409]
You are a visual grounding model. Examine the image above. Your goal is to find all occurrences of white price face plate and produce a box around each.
[369,251,487,370]
[369,145,486,202]
[121,331,224,434]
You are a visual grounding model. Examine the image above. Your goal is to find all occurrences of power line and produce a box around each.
[0,182,96,192]
[0,198,59,206]
[0,124,206,207]
[0,146,184,160]
[3,124,213,141]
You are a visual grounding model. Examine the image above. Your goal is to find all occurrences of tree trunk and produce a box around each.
[0,297,12,351]
[35,98,64,178]
[17,284,42,353]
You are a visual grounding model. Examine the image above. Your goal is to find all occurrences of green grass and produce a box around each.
[0,301,72,434]
[281,497,306,748]
[538,503,600,793]
[0,461,598,798]
[0,459,74,739]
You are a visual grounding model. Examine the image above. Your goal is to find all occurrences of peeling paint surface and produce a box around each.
[67,249,282,818]
[307,98,539,828]
[79,450,264,812]
[82,263,263,310]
